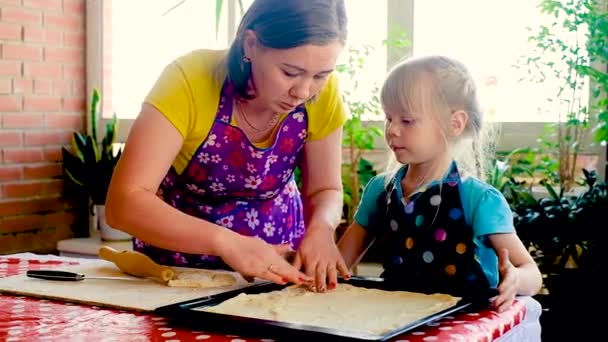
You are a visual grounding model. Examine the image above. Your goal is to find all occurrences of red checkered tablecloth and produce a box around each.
[0,256,526,341]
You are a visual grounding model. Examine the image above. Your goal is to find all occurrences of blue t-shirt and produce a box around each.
[354,167,515,288]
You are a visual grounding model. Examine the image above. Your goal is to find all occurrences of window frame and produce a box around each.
[87,0,606,180]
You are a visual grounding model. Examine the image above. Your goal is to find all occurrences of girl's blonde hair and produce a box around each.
[380,55,493,180]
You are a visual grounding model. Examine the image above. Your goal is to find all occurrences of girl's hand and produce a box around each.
[493,248,519,312]
[293,225,350,292]
[219,235,311,285]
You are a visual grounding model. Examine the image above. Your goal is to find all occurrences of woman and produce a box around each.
[106,0,349,291]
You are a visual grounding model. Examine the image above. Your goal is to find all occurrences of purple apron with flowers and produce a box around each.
[134,81,308,269]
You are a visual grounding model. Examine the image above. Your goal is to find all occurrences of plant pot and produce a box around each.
[95,204,131,241]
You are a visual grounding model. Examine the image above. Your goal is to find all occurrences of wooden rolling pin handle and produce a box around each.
[98,246,176,282]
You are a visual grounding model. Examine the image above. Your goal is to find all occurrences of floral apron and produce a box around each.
[134,81,308,268]
[378,162,490,298]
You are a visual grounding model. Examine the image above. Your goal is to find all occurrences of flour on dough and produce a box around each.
[200,283,460,335]
[167,271,236,288]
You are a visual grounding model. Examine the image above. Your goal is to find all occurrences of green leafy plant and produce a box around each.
[573,169,608,274]
[515,0,608,191]
[487,148,538,208]
[572,1,608,144]
[512,168,606,271]
[514,167,608,335]
[61,88,122,205]
[336,45,384,224]
[490,144,562,192]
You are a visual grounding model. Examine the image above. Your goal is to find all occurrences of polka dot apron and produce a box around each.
[133,81,308,269]
[378,162,490,298]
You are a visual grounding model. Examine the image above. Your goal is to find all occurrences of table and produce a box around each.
[0,254,541,341]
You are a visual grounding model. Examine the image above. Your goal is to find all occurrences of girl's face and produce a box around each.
[244,30,343,114]
[384,106,447,165]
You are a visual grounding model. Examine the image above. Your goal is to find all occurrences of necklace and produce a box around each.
[237,101,280,132]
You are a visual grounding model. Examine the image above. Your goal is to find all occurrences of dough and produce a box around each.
[200,283,460,335]
[167,271,237,288]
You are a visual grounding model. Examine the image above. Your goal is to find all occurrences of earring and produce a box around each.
[242,56,251,63]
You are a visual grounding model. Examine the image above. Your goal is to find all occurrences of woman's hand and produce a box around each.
[493,248,519,312]
[218,234,311,285]
[293,225,350,292]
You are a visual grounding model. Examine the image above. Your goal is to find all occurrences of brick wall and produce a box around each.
[0,0,86,254]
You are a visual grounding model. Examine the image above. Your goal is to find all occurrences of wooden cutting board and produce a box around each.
[0,260,256,312]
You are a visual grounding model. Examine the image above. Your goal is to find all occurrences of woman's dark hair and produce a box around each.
[225,0,347,99]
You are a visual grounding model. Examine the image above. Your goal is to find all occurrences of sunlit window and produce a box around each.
[112,1,388,120]
[413,0,589,123]
[337,2,388,103]
[111,0,228,119]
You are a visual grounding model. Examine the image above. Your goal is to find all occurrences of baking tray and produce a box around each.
[155,276,486,341]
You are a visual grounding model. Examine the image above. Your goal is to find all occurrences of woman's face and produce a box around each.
[244,30,343,113]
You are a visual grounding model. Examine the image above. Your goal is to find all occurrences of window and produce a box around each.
[110,1,388,120]
[413,0,589,123]
[337,2,388,102]
[111,0,229,119]
[92,0,604,178]
[101,1,592,122]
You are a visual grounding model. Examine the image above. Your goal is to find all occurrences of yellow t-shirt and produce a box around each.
[145,49,347,174]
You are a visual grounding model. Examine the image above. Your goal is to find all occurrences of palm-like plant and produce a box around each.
[61,88,121,205]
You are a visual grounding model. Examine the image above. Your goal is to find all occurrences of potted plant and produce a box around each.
[511,0,607,298]
[335,45,384,235]
[487,148,539,204]
[515,0,608,192]
[61,88,127,241]
[511,168,606,331]
[510,164,606,274]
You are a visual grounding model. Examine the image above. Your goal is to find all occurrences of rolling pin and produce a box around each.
[98,246,176,282]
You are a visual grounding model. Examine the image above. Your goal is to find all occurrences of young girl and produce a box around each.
[337,55,542,312]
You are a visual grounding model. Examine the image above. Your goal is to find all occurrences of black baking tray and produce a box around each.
[155,276,487,341]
